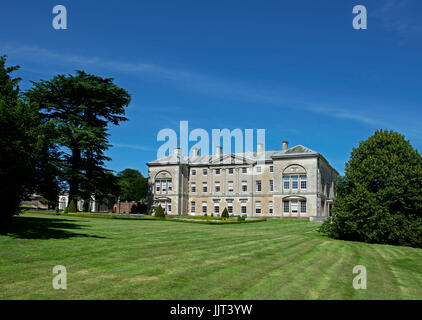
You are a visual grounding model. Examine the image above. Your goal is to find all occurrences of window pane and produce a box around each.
[292,176,299,189]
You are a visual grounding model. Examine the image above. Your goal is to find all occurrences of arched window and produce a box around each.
[282,165,307,192]
[154,171,173,195]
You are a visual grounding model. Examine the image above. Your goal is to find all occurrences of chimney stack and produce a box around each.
[282,140,288,151]
[174,147,181,156]
[257,142,264,154]
[192,147,199,157]
[215,146,222,157]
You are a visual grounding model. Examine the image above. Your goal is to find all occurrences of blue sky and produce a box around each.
[1,0,422,176]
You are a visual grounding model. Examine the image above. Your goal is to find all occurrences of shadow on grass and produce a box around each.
[0,216,108,240]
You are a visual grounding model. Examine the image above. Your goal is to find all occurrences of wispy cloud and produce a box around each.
[3,44,422,143]
[111,143,155,151]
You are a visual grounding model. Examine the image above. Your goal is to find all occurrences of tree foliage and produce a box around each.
[25,71,131,204]
[0,56,39,224]
[155,205,165,218]
[67,199,77,213]
[117,168,148,202]
[319,130,422,248]
[221,208,229,219]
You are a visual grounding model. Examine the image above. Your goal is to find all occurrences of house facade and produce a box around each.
[147,141,338,221]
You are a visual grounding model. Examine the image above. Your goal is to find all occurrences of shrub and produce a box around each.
[155,205,165,218]
[211,213,214,217]
[148,207,154,215]
[237,215,242,222]
[67,199,77,213]
[319,130,422,248]
[221,208,229,219]
[55,206,59,215]
[204,213,207,217]
[63,207,68,214]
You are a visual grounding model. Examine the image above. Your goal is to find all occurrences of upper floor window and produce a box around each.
[228,181,234,192]
[242,181,248,192]
[300,175,307,189]
[228,168,234,175]
[269,165,274,173]
[242,167,247,174]
[256,180,262,192]
[269,180,274,192]
[192,169,196,176]
[202,182,207,193]
[292,175,299,189]
[256,166,261,173]
[283,176,290,190]
[203,169,207,176]
[215,181,220,192]
[191,183,196,193]
[216,169,220,175]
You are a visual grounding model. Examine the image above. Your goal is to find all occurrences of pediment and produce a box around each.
[210,154,255,165]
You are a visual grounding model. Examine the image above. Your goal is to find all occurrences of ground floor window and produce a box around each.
[300,200,306,214]
[227,202,233,214]
[202,202,207,214]
[269,201,273,214]
[283,201,289,214]
[255,201,261,215]
[241,201,247,214]
[214,202,220,214]
[191,201,195,214]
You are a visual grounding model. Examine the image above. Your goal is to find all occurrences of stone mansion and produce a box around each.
[147,141,338,220]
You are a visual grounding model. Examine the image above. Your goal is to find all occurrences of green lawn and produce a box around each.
[1,212,421,299]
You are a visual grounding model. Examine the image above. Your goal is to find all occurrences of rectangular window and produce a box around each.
[215,181,220,192]
[269,201,273,214]
[283,176,290,190]
[300,200,307,214]
[228,168,234,175]
[167,180,172,191]
[242,167,247,174]
[167,203,171,213]
[191,183,196,193]
[214,202,219,214]
[192,169,196,176]
[156,181,160,193]
[161,180,166,193]
[202,182,207,193]
[256,166,261,173]
[216,169,220,175]
[270,180,274,192]
[256,180,262,192]
[291,200,298,214]
[241,202,247,214]
[203,169,207,176]
[283,201,290,213]
[202,202,207,214]
[242,181,247,192]
[191,201,195,213]
[228,181,234,192]
[300,175,307,189]
[227,202,233,214]
[270,165,274,173]
[292,176,299,189]
[255,201,261,215]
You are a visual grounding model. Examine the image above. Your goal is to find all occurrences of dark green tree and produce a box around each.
[221,208,229,219]
[319,130,422,248]
[0,56,39,225]
[155,205,165,218]
[67,199,77,213]
[117,168,148,202]
[25,71,131,204]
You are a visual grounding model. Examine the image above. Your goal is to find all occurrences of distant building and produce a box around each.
[147,140,338,221]
[58,194,113,212]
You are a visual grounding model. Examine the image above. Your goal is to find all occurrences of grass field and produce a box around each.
[1,212,421,299]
